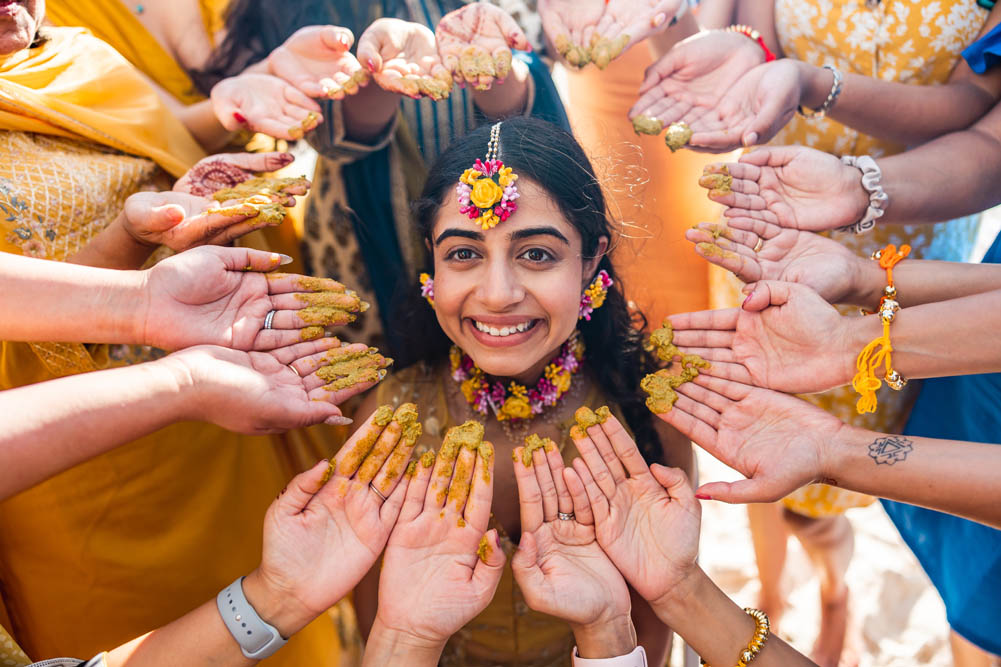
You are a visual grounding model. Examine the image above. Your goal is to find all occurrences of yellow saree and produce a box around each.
[0,28,344,666]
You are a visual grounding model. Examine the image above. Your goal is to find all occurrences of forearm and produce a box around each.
[0,359,192,498]
[362,619,445,667]
[342,84,401,143]
[65,212,156,270]
[850,258,1001,310]
[651,568,814,666]
[827,426,1001,529]
[646,11,700,61]
[177,99,237,153]
[693,0,738,30]
[877,114,1001,224]
[843,290,1001,381]
[0,253,144,343]
[471,58,530,119]
[802,62,997,147]
[629,587,669,666]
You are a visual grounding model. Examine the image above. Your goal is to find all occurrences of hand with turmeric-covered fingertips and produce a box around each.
[511,443,637,659]
[247,405,420,638]
[364,423,504,665]
[358,18,453,100]
[436,3,531,90]
[267,25,369,100]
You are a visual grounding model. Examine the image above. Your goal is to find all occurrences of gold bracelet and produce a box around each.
[700,608,770,667]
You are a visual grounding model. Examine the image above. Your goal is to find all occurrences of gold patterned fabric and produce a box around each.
[712,0,990,518]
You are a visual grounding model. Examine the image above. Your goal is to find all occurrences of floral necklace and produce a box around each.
[449,334,585,424]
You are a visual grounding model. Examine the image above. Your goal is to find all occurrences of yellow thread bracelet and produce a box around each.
[852,243,910,414]
[700,608,770,667]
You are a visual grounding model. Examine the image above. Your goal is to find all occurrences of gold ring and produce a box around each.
[753,238,764,253]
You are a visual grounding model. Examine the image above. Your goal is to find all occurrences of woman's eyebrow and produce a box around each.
[434,228,485,245]
[509,227,571,245]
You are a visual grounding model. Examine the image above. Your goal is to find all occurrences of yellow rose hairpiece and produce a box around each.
[456,122,520,230]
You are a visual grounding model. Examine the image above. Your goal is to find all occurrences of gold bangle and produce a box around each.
[699,608,770,667]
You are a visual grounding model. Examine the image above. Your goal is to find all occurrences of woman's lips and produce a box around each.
[464,318,540,348]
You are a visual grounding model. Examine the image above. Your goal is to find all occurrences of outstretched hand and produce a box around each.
[141,245,368,352]
[359,18,453,100]
[243,407,419,637]
[511,443,632,635]
[268,25,370,100]
[373,439,504,649]
[210,72,323,140]
[658,374,844,504]
[436,4,531,91]
[685,216,865,306]
[707,147,871,232]
[568,415,700,608]
[173,152,301,199]
[668,281,857,395]
[630,30,764,132]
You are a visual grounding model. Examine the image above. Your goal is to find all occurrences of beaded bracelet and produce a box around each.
[798,65,843,119]
[700,608,770,667]
[852,244,910,414]
[725,25,777,62]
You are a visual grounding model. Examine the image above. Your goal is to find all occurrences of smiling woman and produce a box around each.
[350,117,694,667]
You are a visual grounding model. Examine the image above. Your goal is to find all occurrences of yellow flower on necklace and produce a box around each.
[546,364,572,394]
[500,395,532,420]
[461,377,482,403]
[470,177,503,209]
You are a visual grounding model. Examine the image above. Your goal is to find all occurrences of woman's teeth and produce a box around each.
[474,320,533,337]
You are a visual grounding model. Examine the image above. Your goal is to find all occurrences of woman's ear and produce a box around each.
[581,236,610,286]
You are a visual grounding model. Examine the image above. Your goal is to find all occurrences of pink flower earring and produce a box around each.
[579,270,612,321]
[419,272,435,307]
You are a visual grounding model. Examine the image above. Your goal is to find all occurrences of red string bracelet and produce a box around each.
[726,24,777,62]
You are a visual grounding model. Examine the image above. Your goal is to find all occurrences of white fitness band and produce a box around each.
[572,645,648,666]
[216,576,288,660]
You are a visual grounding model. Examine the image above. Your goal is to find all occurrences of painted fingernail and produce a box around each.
[233,111,248,124]
[742,293,752,308]
[367,58,377,72]
[278,253,293,266]
[279,152,294,164]
[495,531,502,548]
[695,494,712,500]
[327,416,354,426]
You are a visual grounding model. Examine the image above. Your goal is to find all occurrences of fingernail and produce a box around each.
[327,416,354,426]
[233,111,248,124]
[495,532,502,548]
[367,58,377,72]
[695,494,712,500]
[279,153,294,164]
[742,293,752,308]
[744,132,759,146]
[278,253,293,266]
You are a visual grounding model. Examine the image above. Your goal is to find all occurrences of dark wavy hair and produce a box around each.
[391,116,662,464]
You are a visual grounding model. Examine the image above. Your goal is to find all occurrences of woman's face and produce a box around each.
[431,178,606,384]
[0,0,43,56]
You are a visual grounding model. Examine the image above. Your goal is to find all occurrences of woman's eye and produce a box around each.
[521,248,554,262]
[446,248,478,261]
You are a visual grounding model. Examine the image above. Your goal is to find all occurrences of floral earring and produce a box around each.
[419,272,435,307]
[579,270,612,321]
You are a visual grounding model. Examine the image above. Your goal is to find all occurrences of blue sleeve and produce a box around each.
[963,21,1001,73]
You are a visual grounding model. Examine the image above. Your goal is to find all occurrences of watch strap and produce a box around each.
[216,576,288,660]
[572,645,648,666]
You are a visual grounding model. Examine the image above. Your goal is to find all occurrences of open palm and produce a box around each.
[631,30,765,128]
[359,18,452,100]
[592,0,684,66]
[538,0,605,67]
[211,72,323,140]
[662,375,844,504]
[436,4,531,90]
[268,25,369,99]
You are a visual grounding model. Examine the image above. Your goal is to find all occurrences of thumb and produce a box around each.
[650,465,696,507]
[742,280,793,311]
[694,478,779,505]
[512,530,539,571]
[142,202,185,233]
[472,529,506,590]
[320,25,355,52]
[356,31,383,73]
[639,50,679,94]
[215,246,293,273]
[276,459,330,515]
[738,146,798,168]
[742,95,796,148]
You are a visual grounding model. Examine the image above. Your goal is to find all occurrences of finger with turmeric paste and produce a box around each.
[531,446,560,522]
[463,443,495,532]
[296,343,376,390]
[212,175,311,205]
[370,404,422,497]
[355,414,405,485]
[398,450,435,522]
[264,273,349,294]
[325,405,395,482]
[445,447,477,513]
[268,335,342,367]
[512,445,544,529]
[311,347,393,394]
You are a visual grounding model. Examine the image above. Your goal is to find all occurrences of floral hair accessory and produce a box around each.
[450,333,585,422]
[456,122,519,230]
[579,270,613,321]
[419,272,435,307]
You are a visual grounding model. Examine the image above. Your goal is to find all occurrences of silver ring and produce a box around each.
[289,364,300,377]
[557,511,575,521]
[370,484,388,502]
[263,309,277,330]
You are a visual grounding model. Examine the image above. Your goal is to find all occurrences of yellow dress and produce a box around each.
[712,0,990,517]
[0,28,348,666]
[373,363,629,667]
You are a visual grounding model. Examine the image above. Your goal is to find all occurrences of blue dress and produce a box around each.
[881,230,1001,655]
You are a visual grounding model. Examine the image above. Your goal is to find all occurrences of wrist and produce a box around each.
[570,614,637,659]
[647,564,707,627]
[367,616,446,663]
[799,62,833,110]
[819,422,871,488]
[837,314,880,390]
[242,568,316,640]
